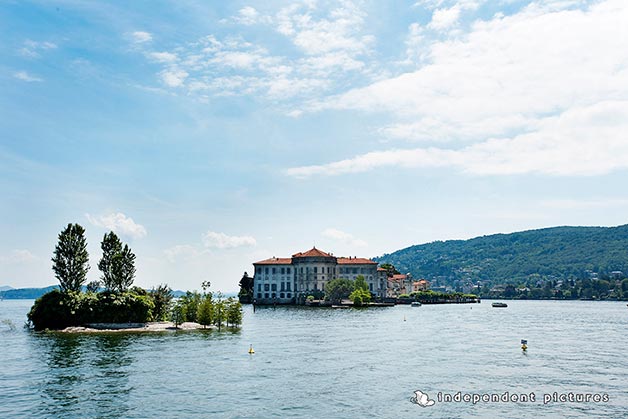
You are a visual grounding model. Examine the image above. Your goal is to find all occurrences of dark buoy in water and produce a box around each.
[521,339,528,352]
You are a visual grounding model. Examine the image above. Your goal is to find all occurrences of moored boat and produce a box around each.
[411,301,422,307]
[492,302,508,308]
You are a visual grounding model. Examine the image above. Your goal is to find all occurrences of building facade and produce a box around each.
[253,247,387,304]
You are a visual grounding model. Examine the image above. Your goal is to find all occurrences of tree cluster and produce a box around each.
[483,277,628,301]
[324,275,372,306]
[171,290,243,330]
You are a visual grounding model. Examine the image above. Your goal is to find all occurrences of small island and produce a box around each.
[28,223,242,332]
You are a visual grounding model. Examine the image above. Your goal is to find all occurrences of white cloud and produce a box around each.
[210,50,264,69]
[202,231,256,249]
[403,23,424,64]
[137,1,375,101]
[277,1,374,56]
[428,6,461,30]
[233,6,271,25]
[163,245,205,262]
[287,109,303,118]
[132,31,152,43]
[86,212,148,239]
[322,228,367,247]
[160,68,188,87]
[294,0,628,177]
[13,71,43,82]
[19,39,57,58]
[148,51,178,63]
[287,101,628,177]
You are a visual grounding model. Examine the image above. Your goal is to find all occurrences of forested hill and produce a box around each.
[375,224,628,287]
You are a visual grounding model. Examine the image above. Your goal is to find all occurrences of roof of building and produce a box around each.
[417,279,429,284]
[337,257,377,265]
[292,247,334,258]
[254,247,377,266]
[253,257,293,265]
[377,267,387,271]
[389,274,408,281]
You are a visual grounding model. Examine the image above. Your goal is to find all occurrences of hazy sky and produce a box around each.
[2,0,628,292]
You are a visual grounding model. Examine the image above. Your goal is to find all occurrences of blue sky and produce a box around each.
[2,0,628,292]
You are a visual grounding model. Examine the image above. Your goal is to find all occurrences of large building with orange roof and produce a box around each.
[253,247,388,304]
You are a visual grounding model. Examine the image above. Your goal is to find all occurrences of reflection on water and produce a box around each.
[33,333,134,419]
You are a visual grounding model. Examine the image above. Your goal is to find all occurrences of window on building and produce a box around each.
[264,284,270,291]
[353,268,358,274]
[280,282,285,291]
[272,293,276,298]
[287,267,291,274]
[280,293,285,298]
[314,283,318,290]
[272,267,276,274]
[339,267,344,274]
[369,283,373,291]
[271,284,277,291]
[258,284,261,291]
[281,267,285,274]
[265,267,269,274]
[257,293,261,299]
[287,282,291,291]
[300,267,304,274]
[287,293,292,298]
[257,267,262,274]
[314,267,318,273]
[264,293,269,298]
[322,276,325,280]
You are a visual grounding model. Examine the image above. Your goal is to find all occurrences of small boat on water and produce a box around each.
[411,302,422,307]
[492,302,508,308]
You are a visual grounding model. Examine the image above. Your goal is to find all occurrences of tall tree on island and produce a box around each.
[52,223,90,292]
[98,231,137,292]
[99,232,122,290]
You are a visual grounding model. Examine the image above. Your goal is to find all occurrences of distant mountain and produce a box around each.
[0,285,14,292]
[1,286,58,299]
[0,286,238,300]
[375,224,628,287]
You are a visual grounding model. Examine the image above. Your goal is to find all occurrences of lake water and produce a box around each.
[1,299,627,418]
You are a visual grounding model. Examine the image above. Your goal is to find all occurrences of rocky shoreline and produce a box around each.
[58,321,215,333]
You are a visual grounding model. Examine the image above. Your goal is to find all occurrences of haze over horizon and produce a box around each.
[3,0,628,292]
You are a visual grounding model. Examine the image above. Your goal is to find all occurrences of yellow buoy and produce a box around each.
[248,344,255,354]
[521,344,527,351]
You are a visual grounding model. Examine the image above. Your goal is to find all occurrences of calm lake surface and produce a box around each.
[1,299,627,418]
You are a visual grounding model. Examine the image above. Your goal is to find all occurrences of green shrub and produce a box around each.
[28,289,154,330]
[349,288,371,307]
[28,289,78,330]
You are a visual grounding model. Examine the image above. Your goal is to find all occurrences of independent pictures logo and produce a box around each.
[410,390,436,407]
[410,389,610,407]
